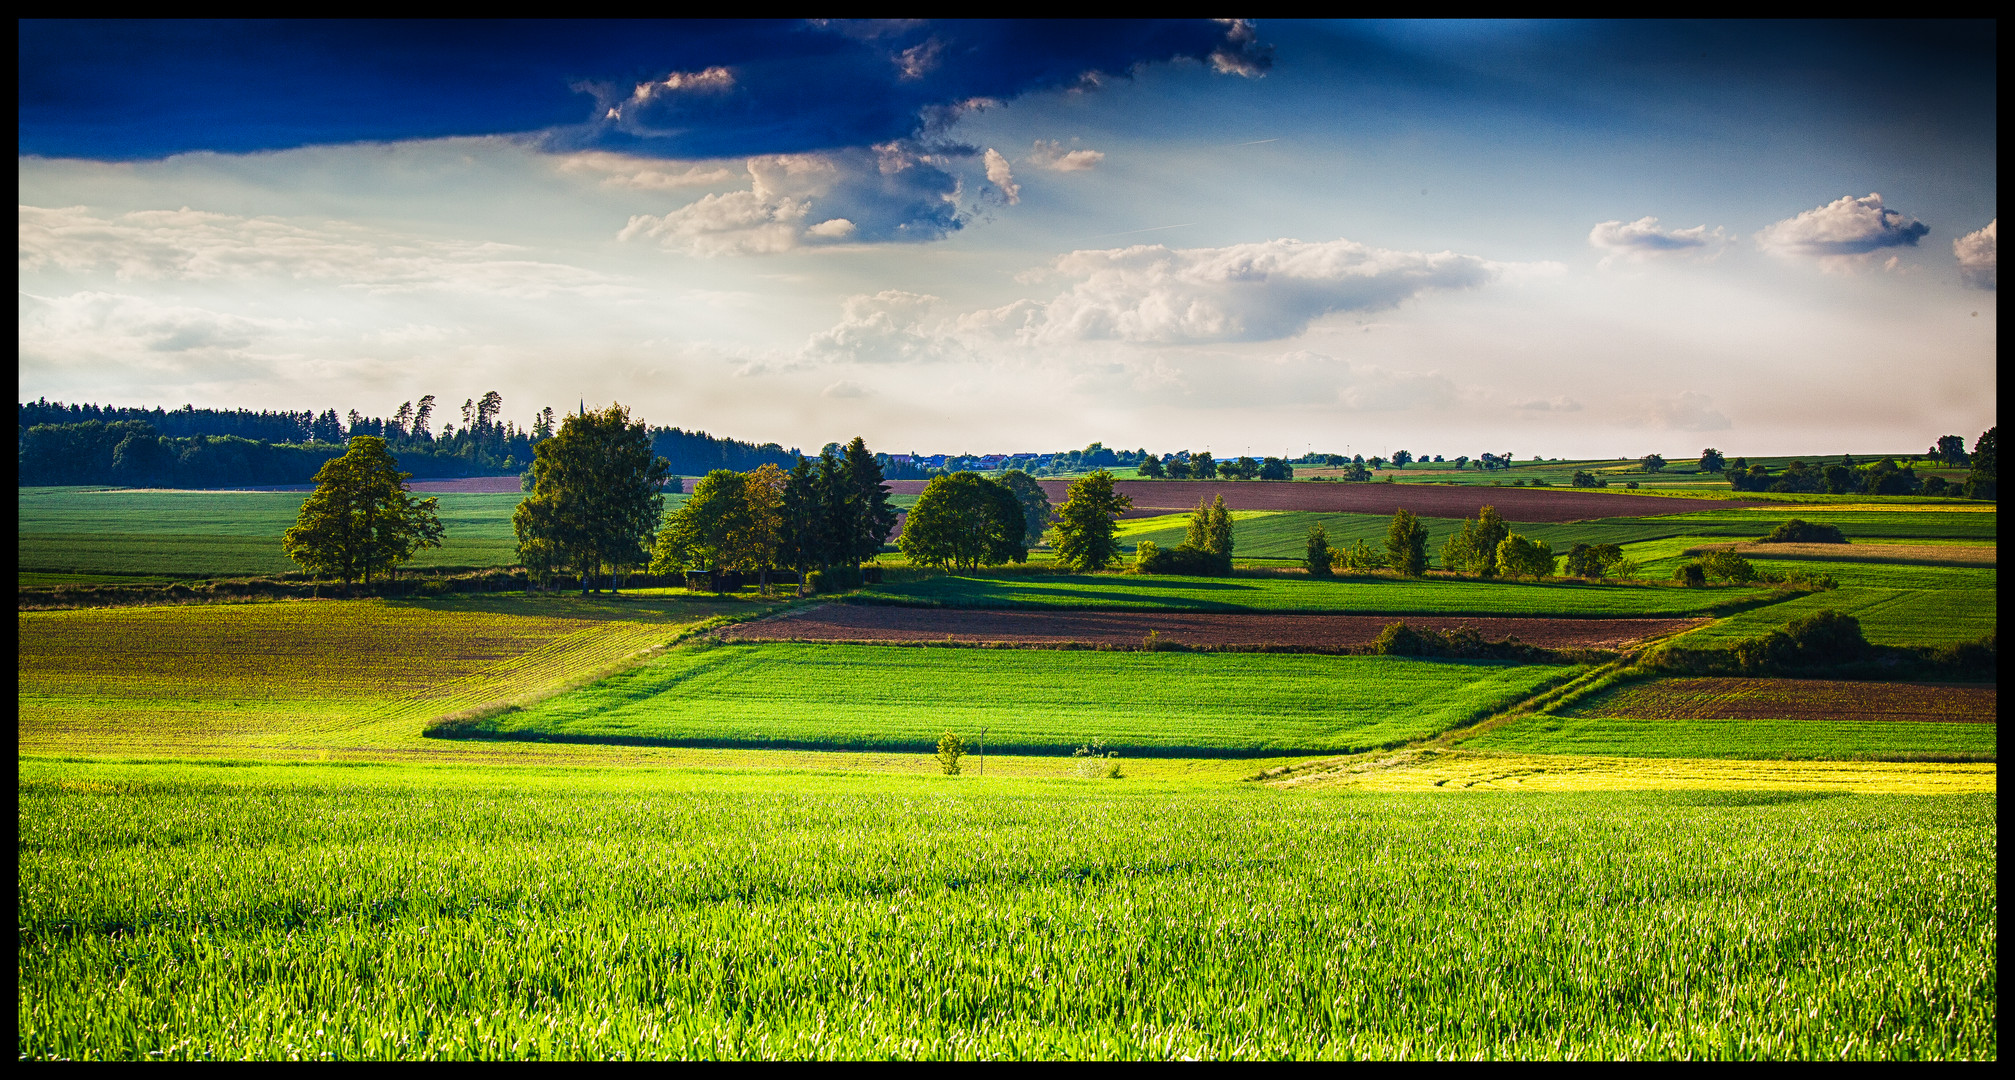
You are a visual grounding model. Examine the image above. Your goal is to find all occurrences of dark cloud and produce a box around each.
[19,19,1269,160]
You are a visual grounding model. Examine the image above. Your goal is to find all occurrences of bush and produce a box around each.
[1072,738,1122,779]
[1625,481,1640,489]
[1135,543,1230,576]
[1762,519,1847,544]
[1563,542,1626,579]
[1698,549,1758,584]
[1304,525,1334,578]
[808,566,865,593]
[1333,540,1385,574]
[1673,561,1707,587]
[1495,533,1554,580]
[936,730,966,775]
[1571,470,1606,488]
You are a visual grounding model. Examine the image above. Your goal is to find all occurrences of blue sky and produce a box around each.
[17,19,1997,457]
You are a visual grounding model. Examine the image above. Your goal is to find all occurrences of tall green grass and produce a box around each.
[17,760,1996,1060]
[1469,714,1996,761]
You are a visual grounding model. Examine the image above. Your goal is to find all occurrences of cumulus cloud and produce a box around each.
[17,204,627,298]
[1017,237,1502,345]
[1756,193,1929,268]
[1954,219,1996,290]
[1028,139,1104,171]
[1588,217,1730,264]
[1645,391,1731,432]
[617,145,964,257]
[983,148,1020,205]
[821,379,873,398]
[793,236,1517,364]
[1208,19,1273,77]
[803,291,946,363]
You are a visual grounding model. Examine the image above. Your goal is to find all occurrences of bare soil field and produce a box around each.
[1687,541,1997,566]
[1582,678,1998,724]
[718,604,1704,650]
[407,476,526,494]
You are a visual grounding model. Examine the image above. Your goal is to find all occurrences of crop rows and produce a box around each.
[17,760,1996,1060]
[472,643,1578,756]
[1466,715,1996,761]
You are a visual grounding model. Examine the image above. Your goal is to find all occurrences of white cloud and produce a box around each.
[1337,365,1459,412]
[1588,217,1730,264]
[821,379,873,398]
[983,148,1020,205]
[555,152,735,191]
[1020,237,1502,344]
[1028,139,1104,172]
[19,290,304,382]
[18,204,628,299]
[1644,391,1731,432]
[1954,219,1996,290]
[617,144,966,257]
[1208,19,1272,77]
[1515,396,1584,412]
[1756,193,1929,269]
[803,290,945,363]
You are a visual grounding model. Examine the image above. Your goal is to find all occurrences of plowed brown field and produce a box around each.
[1582,678,1997,724]
[719,605,1703,651]
[882,479,1760,521]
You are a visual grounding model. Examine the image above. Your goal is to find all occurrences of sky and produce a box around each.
[17,19,1998,458]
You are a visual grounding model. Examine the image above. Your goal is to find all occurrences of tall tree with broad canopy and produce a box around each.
[838,437,900,566]
[283,435,443,586]
[1440,504,1510,577]
[650,469,760,585]
[995,469,1053,547]
[513,403,669,593]
[899,472,1028,571]
[1046,470,1134,572]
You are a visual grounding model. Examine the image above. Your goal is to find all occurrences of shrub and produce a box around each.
[1140,630,1182,652]
[1782,609,1867,665]
[1625,481,1640,489]
[1333,540,1385,574]
[936,730,966,775]
[1304,525,1334,578]
[1495,533,1554,580]
[807,566,865,593]
[1698,549,1758,584]
[1136,543,1230,575]
[1563,542,1626,579]
[1762,519,1847,544]
[1673,561,1707,587]
[1571,470,1606,488]
[1073,738,1122,779]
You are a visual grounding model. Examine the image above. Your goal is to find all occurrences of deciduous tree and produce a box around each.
[283,436,444,586]
[1047,470,1133,572]
[513,403,669,593]
[899,472,1028,571]
[1385,509,1428,577]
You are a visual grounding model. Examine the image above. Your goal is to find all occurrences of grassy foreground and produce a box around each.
[17,759,1996,1060]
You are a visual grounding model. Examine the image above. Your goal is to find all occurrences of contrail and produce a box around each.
[1237,137,1280,145]
[1085,223,1194,240]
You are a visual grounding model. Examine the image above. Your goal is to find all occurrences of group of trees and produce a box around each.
[516,405,673,591]
[1721,429,1995,498]
[1137,451,1295,481]
[898,470,1049,572]
[651,437,896,590]
[1135,495,1234,574]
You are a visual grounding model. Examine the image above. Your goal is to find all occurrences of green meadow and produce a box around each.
[463,643,1578,756]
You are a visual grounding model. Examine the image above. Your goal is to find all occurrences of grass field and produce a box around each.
[15,487,693,582]
[463,643,1578,756]
[861,571,1779,618]
[17,595,752,758]
[1284,747,1996,794]
[1467,715,1995,761]
[18,758,1996,1059]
